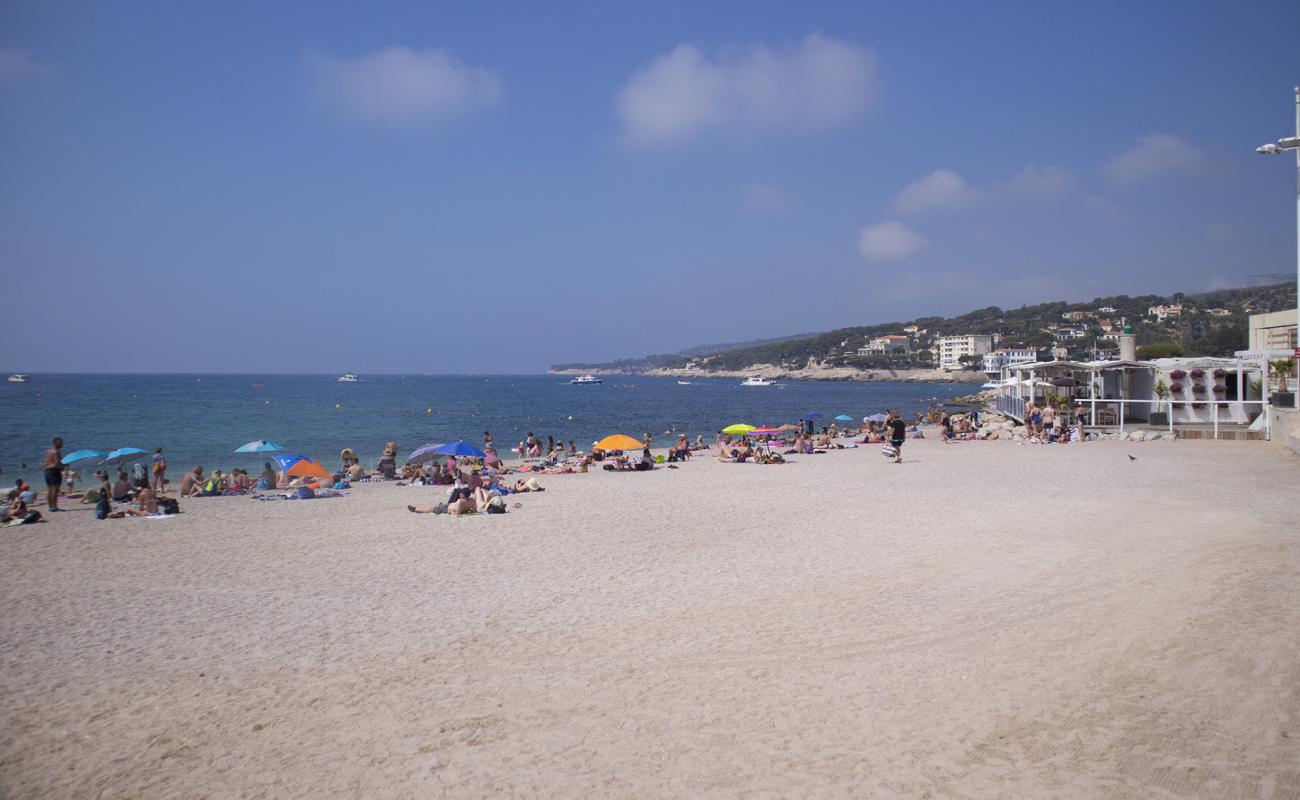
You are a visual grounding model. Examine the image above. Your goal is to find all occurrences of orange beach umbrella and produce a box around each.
[594,434,644,452]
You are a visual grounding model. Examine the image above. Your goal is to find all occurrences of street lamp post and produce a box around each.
[1256,86,1300,409]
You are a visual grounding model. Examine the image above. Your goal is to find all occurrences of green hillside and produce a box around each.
[553,281,1296,373]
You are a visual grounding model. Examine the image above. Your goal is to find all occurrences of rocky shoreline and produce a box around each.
[548,365,986,384]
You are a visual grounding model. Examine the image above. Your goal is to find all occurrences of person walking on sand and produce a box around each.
[43,437,64,512]
[1041,403,1056,442]
[886,412,907,464]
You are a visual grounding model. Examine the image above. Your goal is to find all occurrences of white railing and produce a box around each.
[995,396,1270,440]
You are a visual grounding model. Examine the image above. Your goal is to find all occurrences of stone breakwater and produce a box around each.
[972,412,1178,442]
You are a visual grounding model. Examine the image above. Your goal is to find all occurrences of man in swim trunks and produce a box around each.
[43,437,63,512]
[886,412,907,464]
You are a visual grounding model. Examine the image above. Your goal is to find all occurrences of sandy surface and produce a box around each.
[2,437,1298,799]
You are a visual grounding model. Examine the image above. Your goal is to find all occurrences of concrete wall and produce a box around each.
[1268,406,1300,458]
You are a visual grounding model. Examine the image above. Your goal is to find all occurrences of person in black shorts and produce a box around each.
[43,436,64,511]
[886,413,907,464]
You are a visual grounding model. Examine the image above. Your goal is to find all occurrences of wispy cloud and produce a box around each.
[615,34,876,145]
[1103,134,1201,184]
[742,181,793,213]
[893,169,979,213]
[308,45,501,124]
[1006,164,1074,198]
[0,48,45,86]
[858,221,927,262]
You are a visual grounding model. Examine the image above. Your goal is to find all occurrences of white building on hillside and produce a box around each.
[982,347,1037,379]
[1148,304,1184,321]
[934,334,993,371]
[859,334,910,355]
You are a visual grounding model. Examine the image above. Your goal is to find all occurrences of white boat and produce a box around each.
[740,376,773,387]
[570,374,603,385]
[337,373,360,382]
[7,374,31,383]
[677,380,691,385]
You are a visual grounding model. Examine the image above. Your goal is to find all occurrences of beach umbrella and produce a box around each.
[273,453,332,481]
[433,441,487,458]
[593,434,643,452]
[749,427,783,435]
[864,413,888,423]
[776,424,801,431]
[100,447,149,466]
[720,424,755,435]
[406,443,446,463]
[234,440,284,453]
[803,411,823,421]
[834,414,854,422]
[61,449,105,465]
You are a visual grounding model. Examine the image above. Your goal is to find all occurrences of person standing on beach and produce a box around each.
[151,448,167,493]
[43,437,63,512]
[886,413,907,464]
[483,431,493,449]
[1041,403,1056,441]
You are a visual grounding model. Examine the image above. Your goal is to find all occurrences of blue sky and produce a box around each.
[2,0,1298,373]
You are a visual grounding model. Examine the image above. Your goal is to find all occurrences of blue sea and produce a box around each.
[1,374,971,482]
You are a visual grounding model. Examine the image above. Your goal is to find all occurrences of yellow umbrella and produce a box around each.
[594,434,644,452]
[721,423,755,435]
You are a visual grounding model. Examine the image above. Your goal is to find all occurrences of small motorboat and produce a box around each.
[570,374,603,385]
[7,374,31,383]
[337,373,360,382]
[677,380,691,385]
[740,376,773,387]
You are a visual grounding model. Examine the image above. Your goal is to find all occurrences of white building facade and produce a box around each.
[934,334,993,371]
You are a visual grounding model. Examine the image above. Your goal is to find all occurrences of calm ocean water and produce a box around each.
[1,374,970,482]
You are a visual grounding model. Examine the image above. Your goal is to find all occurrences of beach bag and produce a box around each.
[294,487,315,500]
[158,497,180,515]
[256,478,270,490]
[881,445,896,458]
[95,496,111,519]
[130,462,148,487]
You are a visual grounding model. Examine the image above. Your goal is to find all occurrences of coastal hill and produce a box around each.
[551,281,1297,382]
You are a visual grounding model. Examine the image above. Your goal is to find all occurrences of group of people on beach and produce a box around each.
[6,412,941,525]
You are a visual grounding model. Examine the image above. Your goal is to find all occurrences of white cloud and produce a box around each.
[893,169,979,213]
[742,181,792,213]
[1103,134,1201,184]
[1006,164,1074,198]
[858,221,927,262]
[308,46,501,124]
[0,48,45,85]
[615,34,876,145]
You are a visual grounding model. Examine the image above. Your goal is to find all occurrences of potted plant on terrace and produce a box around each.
[1151,378,1170,426]
[1270,359,1295,406]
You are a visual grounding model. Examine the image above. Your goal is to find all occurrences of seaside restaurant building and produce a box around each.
[994,357,1267,435]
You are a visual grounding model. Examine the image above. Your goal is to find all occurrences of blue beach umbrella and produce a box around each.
[432,441,486,458]
[406,443,446,463]
[834,414,854,422]
[100,447,149,466]
[62,449,105,465]
[803,411,823,421]
[235,440,285,453]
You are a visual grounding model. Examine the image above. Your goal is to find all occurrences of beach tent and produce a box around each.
[100,447,149,466]
[273,454,332,481]
[61,449,105,465]
[235,440,284,453]
[594,434,642,452]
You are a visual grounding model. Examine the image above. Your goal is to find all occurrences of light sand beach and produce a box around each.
[2,437,1298,798]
